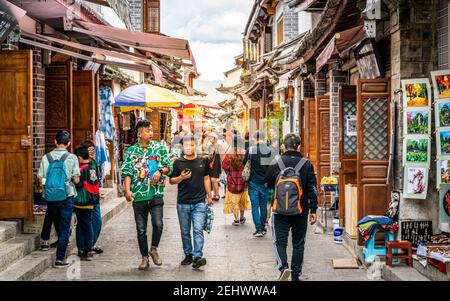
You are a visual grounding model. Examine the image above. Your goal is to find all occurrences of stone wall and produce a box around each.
[329,70,347,176]
[315,72,327,96]
[391,0,440,233]
[32,47,45,178]
[301,78,315,99]
[283,0,299,42]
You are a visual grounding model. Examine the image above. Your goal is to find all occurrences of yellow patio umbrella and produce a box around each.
[114,84,192,112]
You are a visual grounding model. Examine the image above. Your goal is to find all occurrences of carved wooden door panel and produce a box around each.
[45,61,73,153]
[304,98,317,170]
[357,79,391,222]
[0,50,33,218]
[339,85,358,222]
[316,95,331,205]
[73,70,96,148]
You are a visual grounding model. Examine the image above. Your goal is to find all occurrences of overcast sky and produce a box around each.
[160,0,254,81]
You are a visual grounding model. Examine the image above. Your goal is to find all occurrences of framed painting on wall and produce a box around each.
[403,108,431,136]
[437,129,450,156]
[403,165,429,200]
[431,70,450,100]
[438,184,450,226]
[437,159,450,187]
[435,100,450,128]
[401,79,432,108]
[403,137,430,165]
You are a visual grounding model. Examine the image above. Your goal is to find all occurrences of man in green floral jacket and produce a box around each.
[121,119,172,271]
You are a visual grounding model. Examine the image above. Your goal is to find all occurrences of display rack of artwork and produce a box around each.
[401,79,432,199]
[431,70,450,189]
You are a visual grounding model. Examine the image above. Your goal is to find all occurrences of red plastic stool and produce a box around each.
[386,241,412,267]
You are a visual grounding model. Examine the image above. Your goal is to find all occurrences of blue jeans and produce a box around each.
[41,203,60,241]
[248,182,268,231]
[177,202,206,258]
[74,208,93,254]
[45,197,74,261]
[92,204,102,246]
[76,204,101,251]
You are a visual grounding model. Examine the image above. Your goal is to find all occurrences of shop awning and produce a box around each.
[21,31,154,67]
[73,21,196,65]
[18,36,155,74]
[316,25,368,72]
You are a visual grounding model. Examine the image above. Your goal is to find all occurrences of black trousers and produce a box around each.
[271,213,309,279]
[132,197,164,257]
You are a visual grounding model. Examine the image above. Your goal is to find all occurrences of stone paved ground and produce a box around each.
[37,185,370,281]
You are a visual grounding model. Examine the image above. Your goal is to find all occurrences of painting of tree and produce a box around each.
[439,103,450,127]
[405,83,428,107]
[434,75,450,98]
[407,111,429,134]
[406,139,428,162]
[440,131,450,155]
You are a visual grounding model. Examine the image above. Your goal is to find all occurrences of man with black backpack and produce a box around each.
[38,130,80,267]
[264,133,318,281]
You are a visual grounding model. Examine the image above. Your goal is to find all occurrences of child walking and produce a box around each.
[74,147,100,260]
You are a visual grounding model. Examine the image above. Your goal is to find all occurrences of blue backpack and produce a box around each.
[44,153,69,202]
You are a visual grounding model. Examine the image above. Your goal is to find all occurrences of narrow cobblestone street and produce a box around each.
[37,184,369,281]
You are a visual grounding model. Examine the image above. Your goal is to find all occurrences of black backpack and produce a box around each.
[272,156,308,215]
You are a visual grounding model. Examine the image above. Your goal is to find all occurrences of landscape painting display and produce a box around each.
[437,102,450,127]
[440,160,450,185]
[404,139,428,163]
[439,130,450,156]
[406,111,429,135]
[402,79,431,199]
[403,81,430,107]
[431,70,450,100]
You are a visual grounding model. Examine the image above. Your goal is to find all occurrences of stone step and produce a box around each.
[0,221,21,244]
[382,264,431,281]
[0,197,128,281]
[100,188,116,201]
[0,233,39,273]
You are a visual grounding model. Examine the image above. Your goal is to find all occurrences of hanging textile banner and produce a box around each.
[401,78,432,199]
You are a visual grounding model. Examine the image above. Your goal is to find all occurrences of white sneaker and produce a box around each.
[278,269,291,281]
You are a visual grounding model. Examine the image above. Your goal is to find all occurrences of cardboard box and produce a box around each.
[345,184,358,238]
[23,213,46,234]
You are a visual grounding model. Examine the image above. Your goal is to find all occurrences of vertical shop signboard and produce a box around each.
[401,79,432,199]
[431,70,450,228]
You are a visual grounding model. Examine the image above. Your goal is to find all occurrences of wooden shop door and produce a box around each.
[73,70,96,148]
[303,98,317,170]
[0,50,33,218]
[339,85,358,223]
[316,95,331,205]
[45,61,73,153]
[357,79,391,223]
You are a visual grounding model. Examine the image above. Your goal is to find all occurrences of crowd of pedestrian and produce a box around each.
[38,120,318,281]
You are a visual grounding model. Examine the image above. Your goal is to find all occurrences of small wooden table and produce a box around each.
[386,241,413,267]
